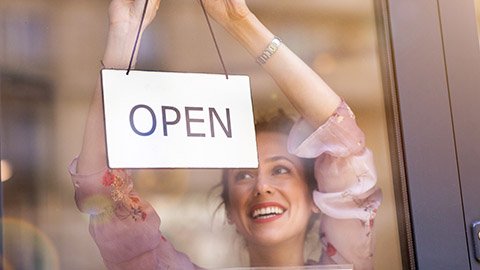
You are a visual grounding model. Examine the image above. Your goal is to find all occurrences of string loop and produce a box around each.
[127,0,229,80]
[199,0,229,79]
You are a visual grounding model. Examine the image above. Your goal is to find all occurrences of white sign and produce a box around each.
[101,69,258,169]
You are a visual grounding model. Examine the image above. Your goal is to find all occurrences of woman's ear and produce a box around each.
[311,203,321,214]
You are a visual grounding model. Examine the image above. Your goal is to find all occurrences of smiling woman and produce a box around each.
[69,0,381,269]
[0,0,409,269]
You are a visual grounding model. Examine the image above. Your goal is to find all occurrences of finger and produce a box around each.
[134,0,160,27]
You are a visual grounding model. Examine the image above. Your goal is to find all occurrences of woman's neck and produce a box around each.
[247,237,306,267]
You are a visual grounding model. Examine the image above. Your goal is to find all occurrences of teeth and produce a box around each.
[252,206,285,219]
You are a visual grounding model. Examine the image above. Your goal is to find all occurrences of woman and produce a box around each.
[70,0,382,269]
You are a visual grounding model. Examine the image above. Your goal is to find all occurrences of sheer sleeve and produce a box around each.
[288,101,382,270]
[69,159,201,270]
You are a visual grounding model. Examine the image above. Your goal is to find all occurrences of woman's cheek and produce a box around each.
[228,185,248,209]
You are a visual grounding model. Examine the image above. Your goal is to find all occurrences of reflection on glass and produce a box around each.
[1,160,14,182]
[0,1,402,269]
[225,266,352,270]
[476,0,480,43]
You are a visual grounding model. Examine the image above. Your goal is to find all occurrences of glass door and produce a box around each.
[0,0,426,269]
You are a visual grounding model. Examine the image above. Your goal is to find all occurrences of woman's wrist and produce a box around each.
[224,13,274,61]
[102,25,144,69]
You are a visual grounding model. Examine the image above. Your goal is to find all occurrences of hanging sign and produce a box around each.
[101,69,258,169]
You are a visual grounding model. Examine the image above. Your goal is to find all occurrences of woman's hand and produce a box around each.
[102,0,160,69]
[109,0,161,32]
[200,0,252,28]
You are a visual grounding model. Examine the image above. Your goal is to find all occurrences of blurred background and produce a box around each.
[4,0,470,269]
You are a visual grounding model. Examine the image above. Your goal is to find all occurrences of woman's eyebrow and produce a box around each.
[265,156,295,164]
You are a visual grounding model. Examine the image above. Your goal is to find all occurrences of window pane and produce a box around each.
[1,1,404,269]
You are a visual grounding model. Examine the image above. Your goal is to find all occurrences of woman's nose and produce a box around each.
[253,174,274,196]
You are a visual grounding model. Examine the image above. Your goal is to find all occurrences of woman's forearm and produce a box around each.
[77,26,145,174]
[78,0,161,174]
[224,14,342,128]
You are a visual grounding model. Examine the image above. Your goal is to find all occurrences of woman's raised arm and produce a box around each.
[202,3,381,269]
[77,0,160,174]
[201,0,342,128]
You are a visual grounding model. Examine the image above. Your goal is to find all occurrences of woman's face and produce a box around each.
[226,131,316,247]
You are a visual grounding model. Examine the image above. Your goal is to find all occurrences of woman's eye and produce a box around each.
[272,166,290,175]
[235,171,255,181]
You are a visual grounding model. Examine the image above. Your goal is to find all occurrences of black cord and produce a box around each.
[127,0,229,79]
[127,0,150,75]
[199,0,229,79]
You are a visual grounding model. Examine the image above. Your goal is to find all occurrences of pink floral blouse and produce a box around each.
[69,101,382,270]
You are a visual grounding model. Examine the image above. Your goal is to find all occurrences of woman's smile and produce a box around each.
[249,202,287,223]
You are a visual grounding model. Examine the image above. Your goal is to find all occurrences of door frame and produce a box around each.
[384,0,480,268]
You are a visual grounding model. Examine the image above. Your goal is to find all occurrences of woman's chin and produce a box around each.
[245,223,291,246]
